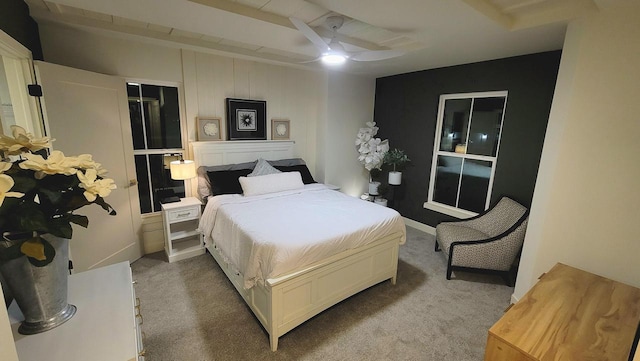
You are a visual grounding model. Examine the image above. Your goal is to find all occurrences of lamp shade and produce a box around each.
[169,160,196,180]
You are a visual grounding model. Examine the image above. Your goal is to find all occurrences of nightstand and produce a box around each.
[161,197,205,263]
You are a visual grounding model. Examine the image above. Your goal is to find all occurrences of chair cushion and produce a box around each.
[436,223,488,255]
[465,197,527,237]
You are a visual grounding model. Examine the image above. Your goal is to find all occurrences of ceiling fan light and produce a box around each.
[321,53,347,65]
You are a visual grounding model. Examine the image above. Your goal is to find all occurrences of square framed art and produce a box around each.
[197,117,223,141]
[271,119,290,140]
[225,98,267,140]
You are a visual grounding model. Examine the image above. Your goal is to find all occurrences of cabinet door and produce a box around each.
[35,61,142,272]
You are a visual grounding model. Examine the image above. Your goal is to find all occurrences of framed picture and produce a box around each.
[197,117,223,141]
[225,98,267,140]
[271,119,290,140]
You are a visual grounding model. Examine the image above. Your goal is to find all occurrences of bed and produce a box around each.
[192,141,406,351]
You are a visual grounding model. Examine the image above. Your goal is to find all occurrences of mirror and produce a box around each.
[0,30,43,137]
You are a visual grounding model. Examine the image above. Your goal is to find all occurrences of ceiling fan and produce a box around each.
[289,16,406,65]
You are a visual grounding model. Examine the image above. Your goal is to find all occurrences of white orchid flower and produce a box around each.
[19,150,78,179]
[77,168,116,202]
[0,174,24,206]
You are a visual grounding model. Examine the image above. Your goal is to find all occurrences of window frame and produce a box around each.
[425,90,508,218]
[126,79,190,216]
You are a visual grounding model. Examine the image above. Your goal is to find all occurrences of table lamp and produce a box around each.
[159,156,197,204]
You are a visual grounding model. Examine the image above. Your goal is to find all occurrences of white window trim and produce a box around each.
[425,90,508,217]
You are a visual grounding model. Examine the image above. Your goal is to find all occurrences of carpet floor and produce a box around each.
[131,226,513,360]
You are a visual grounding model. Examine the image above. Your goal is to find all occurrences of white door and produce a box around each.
[35,61,142,272]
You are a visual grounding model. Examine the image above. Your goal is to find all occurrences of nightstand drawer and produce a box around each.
[167,207,199,222]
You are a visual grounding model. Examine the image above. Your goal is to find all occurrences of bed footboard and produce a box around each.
[206,231,402,351]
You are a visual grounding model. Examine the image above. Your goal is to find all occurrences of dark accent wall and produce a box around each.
[374,51,561,227]
[0,0,43,59]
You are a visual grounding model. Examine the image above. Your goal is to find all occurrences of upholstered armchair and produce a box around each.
[435,197,529,286]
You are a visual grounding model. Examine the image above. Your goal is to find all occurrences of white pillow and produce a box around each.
[239,172,304,196]
[248,158,281,177]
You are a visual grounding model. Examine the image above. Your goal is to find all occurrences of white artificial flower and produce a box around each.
[77,168,116,202]
[19,150,78,179]
[0,174,24,206]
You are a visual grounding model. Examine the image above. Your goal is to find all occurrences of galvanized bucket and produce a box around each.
[0,234,76,334]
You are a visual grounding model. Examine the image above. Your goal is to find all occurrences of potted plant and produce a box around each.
[384,148,411,185]
[0,125,116,334]
[355,122,389,194]
[373,183,389,207]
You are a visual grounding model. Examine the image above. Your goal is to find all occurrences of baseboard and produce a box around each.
[510,293,519,305]
[403,217,436,235]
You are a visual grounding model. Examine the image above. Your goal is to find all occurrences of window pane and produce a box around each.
[141,85,182,149]
[134,155,152,214]
[439,99,471,153]
[127,84,145,150]
[433,155,462,207]
[149,154,185,213]
[466,97,505,157]
[458,159,492,213]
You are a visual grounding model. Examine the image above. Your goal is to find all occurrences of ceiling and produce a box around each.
[24,0,609,77]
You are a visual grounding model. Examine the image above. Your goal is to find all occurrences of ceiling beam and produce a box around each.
[188,0,386,51]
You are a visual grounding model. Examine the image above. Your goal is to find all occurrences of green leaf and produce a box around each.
[94,197,117,216]
[39,187,64,204]
[69,214,89,228]
[20,237,46,260]
[0,242,26,263]
[26,237,55,267]
[47,220,73,239]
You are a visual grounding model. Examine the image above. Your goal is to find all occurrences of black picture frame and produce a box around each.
[225,98,267,140]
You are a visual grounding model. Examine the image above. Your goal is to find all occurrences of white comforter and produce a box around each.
[198,184,406,289]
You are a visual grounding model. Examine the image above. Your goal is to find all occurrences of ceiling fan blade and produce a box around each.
[289,17,330,53]
[350,50,406,62]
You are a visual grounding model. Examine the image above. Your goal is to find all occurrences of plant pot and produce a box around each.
[368,181,381,195]
[374,198,388,207]
[388,171,402,185]
[0,234,76,334]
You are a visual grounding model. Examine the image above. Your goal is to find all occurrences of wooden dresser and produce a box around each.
[485,263,640,361]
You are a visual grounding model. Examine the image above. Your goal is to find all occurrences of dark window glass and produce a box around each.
[128,84,145,150]
[140,85,181,149]
[433,155,462,207]
[466,97,505,157]
[439,99,471,153]
[135,155,151,214]
[458,159,492,213]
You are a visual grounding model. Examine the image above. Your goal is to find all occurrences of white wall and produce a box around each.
[181,50,326,175]
[514,2,640,300]
[324,72,376,197]
[38,23,183,82]
[38,22,328,181]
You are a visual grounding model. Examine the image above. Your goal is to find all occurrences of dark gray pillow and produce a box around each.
[197,161,256,199]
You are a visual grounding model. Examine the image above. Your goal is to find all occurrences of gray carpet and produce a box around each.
[131,226,512,360]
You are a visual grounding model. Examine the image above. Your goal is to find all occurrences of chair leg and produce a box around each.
[446,264,453,280]
[435,240,441,252]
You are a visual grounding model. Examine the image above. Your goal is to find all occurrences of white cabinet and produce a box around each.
[162,197,205,263]
[8,262,144,361]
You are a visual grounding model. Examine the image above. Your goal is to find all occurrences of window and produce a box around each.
[127,82,185,214]
[426,91,507,217]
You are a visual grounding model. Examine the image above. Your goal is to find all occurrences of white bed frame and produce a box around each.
[192,141,404,351]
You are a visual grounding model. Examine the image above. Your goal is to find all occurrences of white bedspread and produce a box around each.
[198,184,406,289]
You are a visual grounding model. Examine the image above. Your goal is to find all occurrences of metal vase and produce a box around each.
[0,234,76,334]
